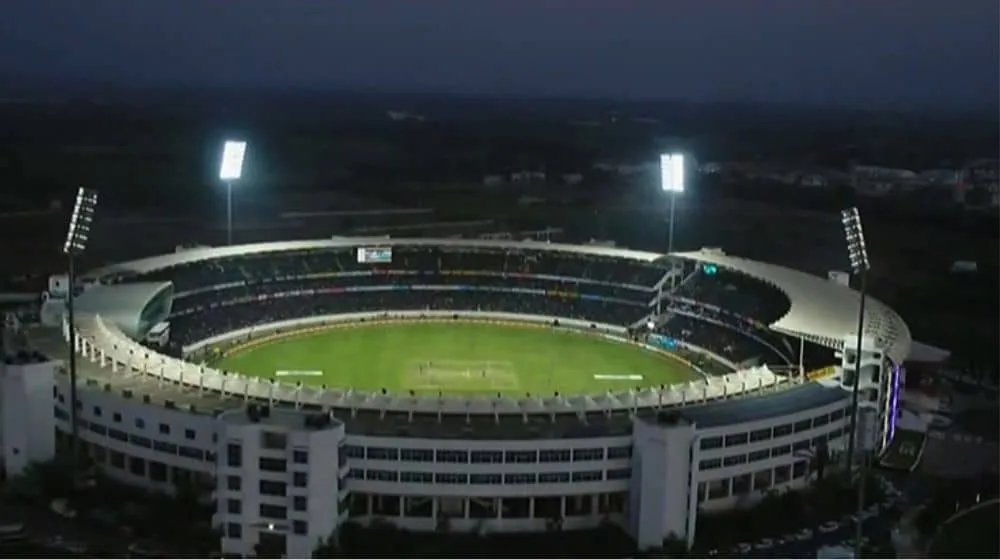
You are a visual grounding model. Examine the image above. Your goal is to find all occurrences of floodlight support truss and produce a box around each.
[227,181,233,246]
[67,254,79,462]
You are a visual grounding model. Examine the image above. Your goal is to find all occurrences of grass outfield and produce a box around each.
[214,320,700,396]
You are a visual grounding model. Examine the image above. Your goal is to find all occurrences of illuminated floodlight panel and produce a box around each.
[660,153,685,193]
[219,140,247,180]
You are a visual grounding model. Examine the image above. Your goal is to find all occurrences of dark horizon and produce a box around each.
[2,1,996,118]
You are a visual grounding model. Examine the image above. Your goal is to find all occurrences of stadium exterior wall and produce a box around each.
[50,346,849,545]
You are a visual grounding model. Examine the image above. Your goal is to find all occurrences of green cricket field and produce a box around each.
[213,320,700,396]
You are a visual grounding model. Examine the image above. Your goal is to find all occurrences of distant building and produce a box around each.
[482,175,505,187]
[510,170,546,184]
[561,173,583,185]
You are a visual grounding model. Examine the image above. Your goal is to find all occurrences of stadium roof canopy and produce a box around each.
[74,281,173,339]
[672,249,911,363]
[81,237,911,363]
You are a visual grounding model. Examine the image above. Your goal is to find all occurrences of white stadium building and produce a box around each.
[0,238,910,557]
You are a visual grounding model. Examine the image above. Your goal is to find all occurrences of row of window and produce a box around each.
[55,408,215,463]
[347,492,629,519]
[226,519,309,540]
[225,443,312,469]
[699,428,845,471]
[56,391,206,442]
[346,467,632,485]
[698,459,812,501]
[60,432,210,490]
[699,408,847,450]
[344,445,632,464]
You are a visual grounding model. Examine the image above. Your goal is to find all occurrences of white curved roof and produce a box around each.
[83,237,911,362]
[74,281,173,339]
[84,238,664,279]
[673,249,911,363]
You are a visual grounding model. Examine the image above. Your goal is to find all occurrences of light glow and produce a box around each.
[660,153,685,193]
[219,140,247,180]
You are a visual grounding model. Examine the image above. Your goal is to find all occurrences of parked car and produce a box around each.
[818,521,840,534]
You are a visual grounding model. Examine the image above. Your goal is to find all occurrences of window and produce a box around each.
[134,418,144,429]
[793,440,810,452]
[504,450,537,463]
[724,433,748,447]
[699,458,723,470]
[435,450,469,463]
[571,470,603,482]
[539,472,571,483]
[292,520,308,536]
[293,496,308,512]
[179,446,204,460]
[108,429,128,442]
[158,423,170,435]
[153,441,177,454]
[771,444,791,457]
[400,471,433,483]
[723,454,747,467]
[226,443,243,468]
[365,470,397,482]
[700,436,723,450]
[184,428,196,440]
[504,473,536,484]
[259,480,287,497]
[572,448,604,461]
[606,468,631,480]
[400,448,434,462]
[149,461,167,482]
[539,449,571,463]
[109,451,125,469]
[258,458,287,473]
[367,447,399,460]
[792,461,808,479]
[129,435,152,448]
[92,406,102,417]
[469,473,502,484]
[434,473,468,484]
[748,449,770,462]
[343,445,365,458]
[112,412,122,423]
[293,472,308,487]
[813,414,830,427]
[470,450,504,463]
[227,499,242,514]
[749,428,771,442]
[773,424,793,437]
[261,431,287,450]
[830,409,844,421]
[129,457,145,476]
[227,523,242,539]
[292,450,309,464]
[347,469,363,480]
[793,419,812,433]
[227,476,241,491]
[607,446,632,460]
[259,504,287,520]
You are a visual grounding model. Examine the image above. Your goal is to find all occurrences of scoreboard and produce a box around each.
[356,247,393,264]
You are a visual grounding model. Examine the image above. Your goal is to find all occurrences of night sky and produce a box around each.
[2,0,997,111]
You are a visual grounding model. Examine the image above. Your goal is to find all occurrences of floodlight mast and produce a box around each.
[219,140,247,246]
[840,206,871,559]
[657,153,685,317]
[62,187,98,467]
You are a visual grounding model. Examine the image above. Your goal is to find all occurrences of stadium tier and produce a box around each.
[8,238,911,557]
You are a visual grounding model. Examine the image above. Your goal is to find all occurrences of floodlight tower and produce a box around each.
[841,206,871,557]
[219,140,247,246]
[658,153,685,312]
[63,187,98,463]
